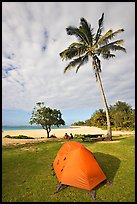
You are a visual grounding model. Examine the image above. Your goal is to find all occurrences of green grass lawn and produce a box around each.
[2,135,135,202]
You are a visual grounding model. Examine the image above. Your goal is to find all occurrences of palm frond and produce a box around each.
[97,29,125,46]
[76,54,89,73]
[98,40,126,53]
[101,53,115,59]
[60,15,126,77]
[105,29,124,42]
[64,54,89,73]
[95,13,104,43]
[66,26,89,45]
[95,29,113,46]
[79,17,94,46]
[68,42,84,48]
[60,48,77,60]
[59,43,87,60]
[64,58,82,73]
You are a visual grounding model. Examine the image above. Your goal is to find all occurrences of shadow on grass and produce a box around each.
[112,136,130,141]
[93,152,121,192]
[54,152,120,195]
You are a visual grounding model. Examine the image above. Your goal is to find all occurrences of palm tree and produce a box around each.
[59,13,126,141]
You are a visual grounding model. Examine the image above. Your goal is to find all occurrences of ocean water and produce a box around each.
[2,125,74,131]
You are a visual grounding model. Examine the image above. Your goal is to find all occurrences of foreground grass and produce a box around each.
[2,135,135,202]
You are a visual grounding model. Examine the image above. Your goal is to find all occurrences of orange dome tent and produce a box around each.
[53,141,109,200]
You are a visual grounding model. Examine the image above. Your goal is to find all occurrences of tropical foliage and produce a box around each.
[109,101,135,130]
[59,13,126,140]
[30,102,65,138]
[71,101,135,131]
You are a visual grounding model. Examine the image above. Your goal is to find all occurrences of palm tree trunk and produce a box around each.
[96,72,112,140]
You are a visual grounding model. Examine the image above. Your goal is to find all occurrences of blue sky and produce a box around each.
[2,2,135,126]
[2,108,93,126]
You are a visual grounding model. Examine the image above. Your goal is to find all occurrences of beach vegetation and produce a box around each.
[2,135,135,202]
[74,134,83,139]
[4,135,34,139]
[30,102,65,138]
[71,101,135,131]
[59,14,126,141]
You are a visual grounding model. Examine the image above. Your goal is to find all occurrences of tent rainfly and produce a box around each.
[53,141,111,200]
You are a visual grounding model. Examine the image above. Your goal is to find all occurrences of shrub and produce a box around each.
[74,134,83,139]
[4,135,12,138]
[4,135,34,139]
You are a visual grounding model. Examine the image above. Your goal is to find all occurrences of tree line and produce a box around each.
[71,101,135,131]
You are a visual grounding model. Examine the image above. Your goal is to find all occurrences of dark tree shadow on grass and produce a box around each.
[112,136,132,141]
[93,152,121,192]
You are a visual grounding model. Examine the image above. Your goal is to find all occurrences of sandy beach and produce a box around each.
[2,126,134,145]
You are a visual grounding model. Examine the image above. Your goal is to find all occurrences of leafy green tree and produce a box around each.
[109,101,132,113]
[84,119,92,127]
[71,121,85,126]
[89,109,107,128]
[109,101,134,130]
[30,102,65,138]
[59,14,126,140]
[71,101,134,131]
[128,109,135,129]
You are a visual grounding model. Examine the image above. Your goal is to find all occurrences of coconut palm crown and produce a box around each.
[59,13,126,140]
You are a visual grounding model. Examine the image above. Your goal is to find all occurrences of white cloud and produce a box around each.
[2,2,135,124]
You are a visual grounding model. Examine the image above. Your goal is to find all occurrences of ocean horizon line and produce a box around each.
[2,125,77,131]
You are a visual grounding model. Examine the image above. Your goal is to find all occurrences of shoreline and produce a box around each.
[2,126,135,145]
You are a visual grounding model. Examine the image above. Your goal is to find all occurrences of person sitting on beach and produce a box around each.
[69,133,73,139]
[64,133,70,139]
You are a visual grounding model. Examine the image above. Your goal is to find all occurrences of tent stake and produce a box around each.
[54,182,62,194]
[89,190,96,200]
[106,179,112,185]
